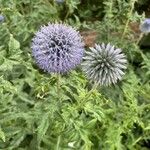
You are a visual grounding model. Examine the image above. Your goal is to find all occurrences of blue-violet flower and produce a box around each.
[140,18,150,33]
[32,23,84,73]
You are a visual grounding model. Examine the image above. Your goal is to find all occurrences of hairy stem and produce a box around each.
[78,83,98,109]
[64,10,70,21]
[84,83,98,102]
[136,33,144,45]
[57,73,61,101]
[121,0,136,40]
[56,135,61,150]
[87,83,98,98]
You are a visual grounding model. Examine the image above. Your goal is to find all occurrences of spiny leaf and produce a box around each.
[9,34,20,52]
[37,113,50,142]
[0,128,5,142]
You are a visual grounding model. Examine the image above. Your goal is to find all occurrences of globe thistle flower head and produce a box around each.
[82,43,127,86]
[140,18,150,33]
[0,15,4,23]
[32,23,84,73]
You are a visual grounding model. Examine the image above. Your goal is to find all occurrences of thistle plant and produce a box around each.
[1,1,150,149]
[32,23,84,101]
[32,23,84,73]
[82,43,127,86]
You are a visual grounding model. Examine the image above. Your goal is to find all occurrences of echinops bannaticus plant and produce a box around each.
[82,43,127,86]
[32,23,84,73]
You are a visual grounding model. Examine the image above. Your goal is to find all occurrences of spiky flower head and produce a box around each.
[140,18,150,33]
[32,23,84,73]
[82,43,127,86]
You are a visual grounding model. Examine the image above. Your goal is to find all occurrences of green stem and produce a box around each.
[82,83,98,104]
[64,10,70,21]
[109,0,113,16]
[77,83,99,110]
[136,33,144,45]
[57,73,60,101]
[121,0,136,41]
[86,83,98,98]
[56,135,61,150]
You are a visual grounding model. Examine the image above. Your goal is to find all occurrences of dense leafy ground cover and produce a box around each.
[0,0,150,149]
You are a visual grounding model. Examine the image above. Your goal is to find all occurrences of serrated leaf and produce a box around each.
[8,34,20,55]
[9,131,25,148]
[37,114,50,142]
[0,128,5,142]
[85,119,97,129]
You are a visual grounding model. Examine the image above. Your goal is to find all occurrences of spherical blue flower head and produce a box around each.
[32,23,84,73]
[0,15,4,23]
[82,43,127,86]
[140,18,150,33]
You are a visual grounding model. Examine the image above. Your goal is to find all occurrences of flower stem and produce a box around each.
[57,73,61,101]
[136,33,144,45]
[86,83,98,99]
[78,83,98,108]
[64,10,70,21]
[121,0,136,41]
[56,135,61,150]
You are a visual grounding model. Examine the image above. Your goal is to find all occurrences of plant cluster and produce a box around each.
[0,0,150,150]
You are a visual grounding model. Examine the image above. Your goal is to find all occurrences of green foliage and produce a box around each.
[0,0,150,149]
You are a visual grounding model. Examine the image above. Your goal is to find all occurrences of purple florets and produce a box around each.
[32,23,84,73]
[140,18,150,33]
